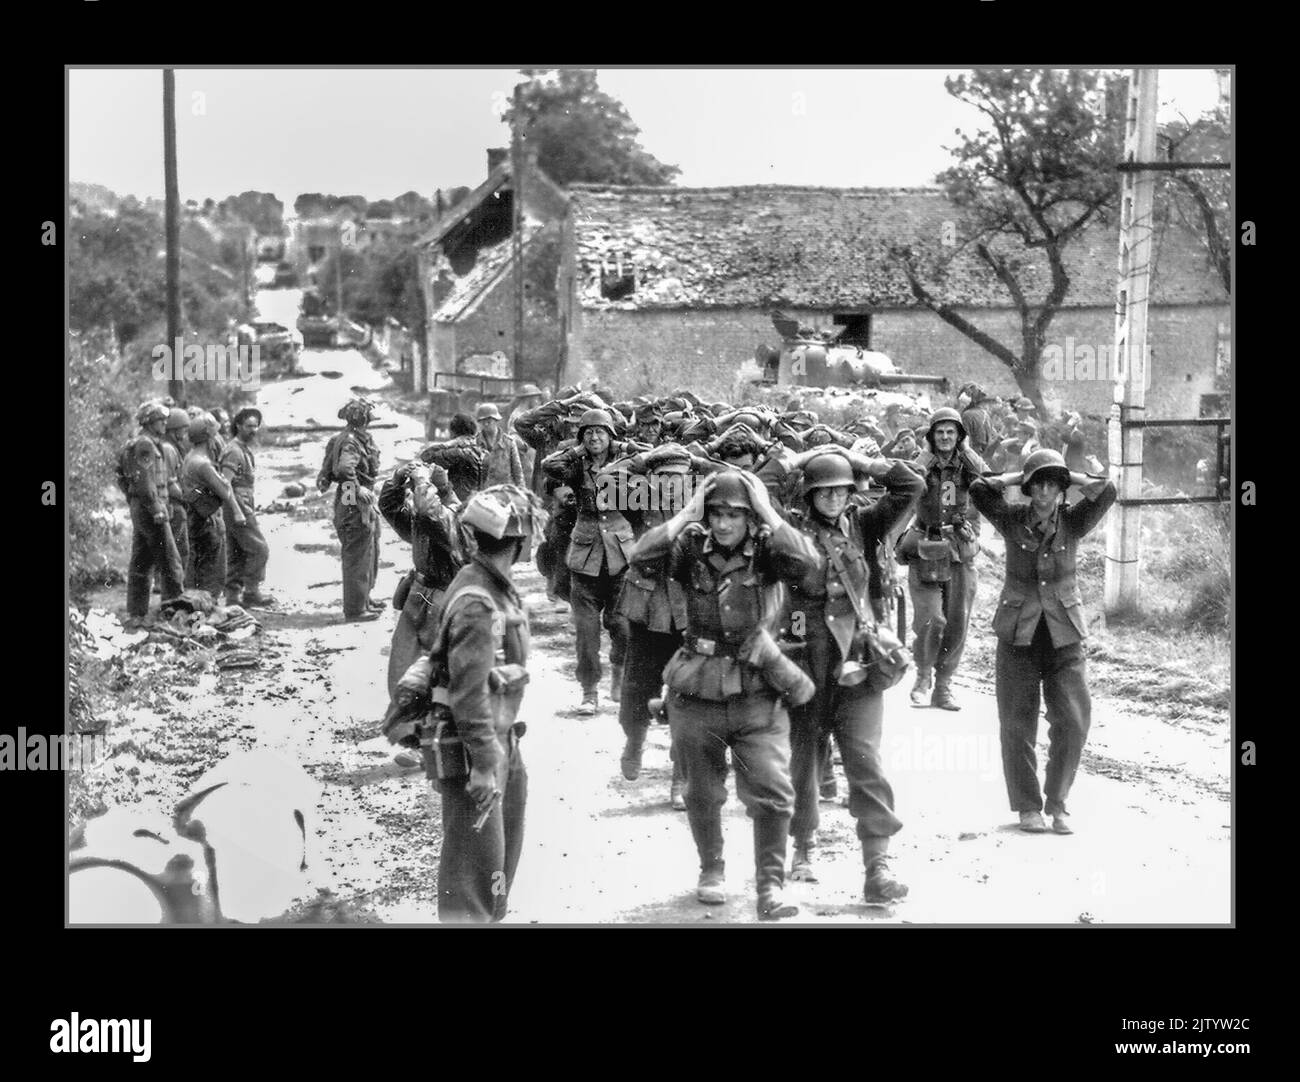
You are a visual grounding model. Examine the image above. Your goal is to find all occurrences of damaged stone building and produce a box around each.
[559,184,1229,417]
[413,148,568,394]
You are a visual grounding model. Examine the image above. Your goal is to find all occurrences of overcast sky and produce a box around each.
[69,67,1224,206]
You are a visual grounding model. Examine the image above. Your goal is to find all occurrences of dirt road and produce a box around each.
[79,315,1232,925]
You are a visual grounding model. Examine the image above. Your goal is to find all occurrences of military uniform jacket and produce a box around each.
[220,437,258,511]
[126,433,170,515]
[598,452,687,633]
[786,461,925,668]
[961,406,997,456]
[904,446,989,562]
[378,470,465,591]
[440,558,530,776]
[326,428,381,503]
[180,448,232,512]
[477,428,524,487]
[543,441,644,577]
[632,519,816,699]
[969,477,1117,648]
[420,437,487,503]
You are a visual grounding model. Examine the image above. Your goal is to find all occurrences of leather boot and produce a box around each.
[620,725,646,781]
[576,687,599,716]
[754,817,799,920]
[610,663,624,704]
[862,836,909,904]
[910,668,933,707]
[669,753,686,810]
[931,680,961,711]
[789,835,817,882]
[689,810,725,904]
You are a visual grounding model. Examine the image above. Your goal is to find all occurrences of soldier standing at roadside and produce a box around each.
[124,402,185,625]
[969,450,1116,835]
[180,413,245,597]
[220,407,274,608]
[317,398,384,622]
[161,408,192,581]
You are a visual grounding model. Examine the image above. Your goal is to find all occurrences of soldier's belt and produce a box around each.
[685,635,742,659]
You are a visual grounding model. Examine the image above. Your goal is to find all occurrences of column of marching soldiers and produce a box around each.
[119,380,1115,923]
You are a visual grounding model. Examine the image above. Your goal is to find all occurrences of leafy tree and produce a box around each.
[889,69,1126,415]
[393,190,436,220]
[503,69,679,186]
[217,191,285,236]
[1160,108,1230,295]
[366,199,396,219]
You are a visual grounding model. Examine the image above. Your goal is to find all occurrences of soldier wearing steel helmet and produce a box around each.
[180,413,246,597]
[123,401,185,624]
[317,398,384,622]
[630,469,818,920]
[896,406,989,711]
[969,449,1116,835]
[778,445,924,901]
[541,408,652,715]
[161,408,192,582]
[475,401,524,487]
[426,484,544,922]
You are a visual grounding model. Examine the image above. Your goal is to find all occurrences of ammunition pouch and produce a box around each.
[915,537,953,584]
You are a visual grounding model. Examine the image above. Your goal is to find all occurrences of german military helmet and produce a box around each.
[166,407,191,432]
[704,471,753,511]
[1020,449,1071,495]
[576,408,616,438]
[925,406,968,446]
[801,451,856,495]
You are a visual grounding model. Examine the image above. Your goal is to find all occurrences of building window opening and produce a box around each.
[833,313,872,347]
[600,257,636,301]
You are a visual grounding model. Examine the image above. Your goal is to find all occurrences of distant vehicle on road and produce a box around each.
[297,289,372,350]
[237,320,299,375]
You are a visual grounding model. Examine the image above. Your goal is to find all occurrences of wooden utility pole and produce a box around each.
[510,82,526,383]
[1105,69,1158,612]
[162,69,184,405]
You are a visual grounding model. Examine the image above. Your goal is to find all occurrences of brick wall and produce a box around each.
[571,303,1228,418]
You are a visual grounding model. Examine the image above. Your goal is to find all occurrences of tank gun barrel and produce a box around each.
[875,373,950,391]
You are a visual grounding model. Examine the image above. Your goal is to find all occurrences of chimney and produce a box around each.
[487,147,509,176]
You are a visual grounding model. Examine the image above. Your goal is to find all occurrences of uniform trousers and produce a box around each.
[908,560,978,683]
[127,502,185,616]
[570,567,628,692]
[436,738,527,923]
[995,617,1090,816]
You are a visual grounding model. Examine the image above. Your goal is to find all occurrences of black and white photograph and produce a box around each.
[60,65,1236,932]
